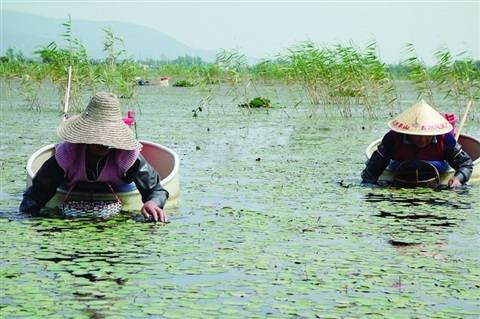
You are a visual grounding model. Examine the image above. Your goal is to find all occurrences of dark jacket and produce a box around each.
[361,131,473,184]
[20,153,169,215]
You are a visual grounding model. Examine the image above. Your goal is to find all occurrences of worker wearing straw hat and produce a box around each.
[20,92,169,222]
[361,100,473,188]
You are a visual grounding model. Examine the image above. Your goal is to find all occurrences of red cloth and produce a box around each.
[390,131,446,161]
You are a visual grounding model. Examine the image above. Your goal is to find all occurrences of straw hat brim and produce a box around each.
[57,113,142,150]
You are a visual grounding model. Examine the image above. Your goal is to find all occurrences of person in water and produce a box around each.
[361,100,473,188]
[20,92,169,222]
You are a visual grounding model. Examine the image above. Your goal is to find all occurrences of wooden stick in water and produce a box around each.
[454,100,472,140]
[63,66,72,121]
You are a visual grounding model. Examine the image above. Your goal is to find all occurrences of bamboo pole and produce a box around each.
[63,66,72,121]
[454,100,472,140]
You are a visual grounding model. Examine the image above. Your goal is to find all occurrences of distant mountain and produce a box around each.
[1,11,220,62]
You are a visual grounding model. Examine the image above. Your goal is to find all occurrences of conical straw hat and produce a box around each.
[57,92,142,150]
[388,100,452,136]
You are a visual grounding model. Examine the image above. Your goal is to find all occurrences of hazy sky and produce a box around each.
[1,0,479,64]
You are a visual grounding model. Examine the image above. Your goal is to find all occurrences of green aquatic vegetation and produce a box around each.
[398,43,480,116]
[96,26,138,99]
[34,15,96,111]
[172,80,196,87]
[401,43,436,106]
[238,96,273,109]
[1,85,480,317]
[4,200,478,317]
[269,39,396,117]
[3,15,480,118]
[431,46,480,113]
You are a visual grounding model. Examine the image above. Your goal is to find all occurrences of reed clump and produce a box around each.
[257,40,397,117]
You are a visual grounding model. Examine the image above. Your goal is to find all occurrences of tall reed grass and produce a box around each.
[259,40,396,117]
[1,17,478,119]
[402,43,479,119]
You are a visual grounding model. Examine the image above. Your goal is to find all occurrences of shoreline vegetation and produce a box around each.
[1,16,479,119]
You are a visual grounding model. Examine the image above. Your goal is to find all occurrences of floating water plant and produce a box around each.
[238,96,272,108]
[173,80,196,87]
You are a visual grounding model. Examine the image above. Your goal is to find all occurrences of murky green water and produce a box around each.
[1,82,479,318]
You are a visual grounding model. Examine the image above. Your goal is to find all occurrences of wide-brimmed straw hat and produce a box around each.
[57,92,142,150]
[388,100,452,136]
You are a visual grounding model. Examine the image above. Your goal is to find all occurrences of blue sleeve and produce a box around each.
[443,133,456,152]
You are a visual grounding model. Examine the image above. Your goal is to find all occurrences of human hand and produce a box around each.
[448,176,462,188]
[141,200,168,222]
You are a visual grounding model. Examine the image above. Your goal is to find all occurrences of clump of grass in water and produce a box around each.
[266,39,396,117]
[34,14,95,111]
[100,26,138,99]
[401,43,436,107]
[431,46,479,114]
[173,80,196,87]
[33,16,140,110]
[238,96,271,108]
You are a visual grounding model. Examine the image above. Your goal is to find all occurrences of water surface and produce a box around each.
[1,82,479,318]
